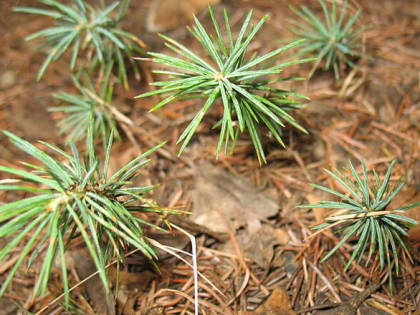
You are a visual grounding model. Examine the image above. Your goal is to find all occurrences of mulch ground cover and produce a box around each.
[0,0,419,314]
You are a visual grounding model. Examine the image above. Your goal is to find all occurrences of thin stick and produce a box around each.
[307,260,341,303]
[325,209,408,221]
[147,236,225,298]
[170,224,199,315]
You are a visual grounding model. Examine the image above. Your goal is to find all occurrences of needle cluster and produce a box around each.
[137,8,313,163]
[14,0,144,88]
[289,0,365,80]
[0,129,172,301]
[50,63,127,143]
[300,160,419,290]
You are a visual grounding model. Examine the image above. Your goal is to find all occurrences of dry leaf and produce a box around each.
[191,164,278,233]
[0,71,16,89]
[63,250,116,315]
[223,225,289,269]
[148,230,190,259]
[0,297,18,315]
[111,269,155,315]
[143,305,166,315]
[147,0,220,32]
[109,268,155,292]
[108,143,139,177]
[305,191,333,223]
[251,288,296,315]
[244,226,289,269]
[122,230,190,266]
[387,187,420,241]
[274,228,290,245]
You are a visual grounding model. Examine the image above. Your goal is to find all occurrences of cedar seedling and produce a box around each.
[14,0,145,88]
[289,0,365,80]
[300,160,419,290]
[50,63,130,144]
[137,7,313,163]
[0,128,175,302]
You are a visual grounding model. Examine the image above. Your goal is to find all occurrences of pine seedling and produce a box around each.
[14,0,144,88]
[0,128,174,302]
[136,7,313,163]
[50,63,129,144]
[300,160,419,290]
[289,0,365,80]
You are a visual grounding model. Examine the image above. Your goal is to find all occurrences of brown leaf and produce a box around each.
[107,143,139,178]
[109,268,155,292]
[148,230,190,259]
[64,250,116,315]
[246,226,290,269]
[190,164,278,234]
[251,288,296,315]
[225,225,289,269]
[305,191,333,223]
[0,297,18,315]
[111,269,155,315]
[387,187,420,241]
[274,228,290,245]
[0,71,16,89]
[143,305,166,315]
[147,0,220,33]
[123,230,190,266]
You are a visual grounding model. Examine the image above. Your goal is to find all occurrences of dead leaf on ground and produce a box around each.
[62,250,116,315]
[223,225,289,269]
[110,269,155,315]
[110,268,155,292]
[168,214,229,241]
[191,163,279,234]
[387,187,420,241]
[108,143,139,178]
[123,230,190,266]
[0,296,18,315]
[148,230,190,259]
[147,0,220,33]
[143,305,166,315]
[245,287,296,315]
[305,191,334,223]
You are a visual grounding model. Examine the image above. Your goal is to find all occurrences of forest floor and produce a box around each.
[0,0,420,314]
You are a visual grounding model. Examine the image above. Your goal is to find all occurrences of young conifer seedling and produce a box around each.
[50,62,130,144]
[137,7,314,163]
[0,129,174,302]
[289,0,365,80]
[300,160,419,290]
[14,0,144,89]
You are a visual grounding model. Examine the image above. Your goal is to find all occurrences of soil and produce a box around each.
[0,0,419,314]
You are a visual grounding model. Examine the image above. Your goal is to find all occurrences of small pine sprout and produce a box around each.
[136,7,314,164]
[300,160,419,291]
[289,0,365,80]
[0,128,175,302]
[49,62,130,144]
[14,0,145,89]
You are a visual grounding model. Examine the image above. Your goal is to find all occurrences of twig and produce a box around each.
[307,260,341,303]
